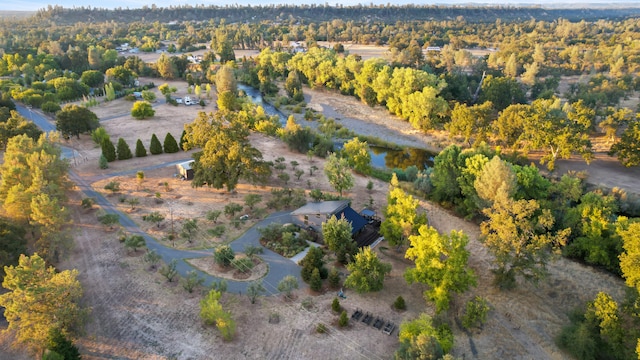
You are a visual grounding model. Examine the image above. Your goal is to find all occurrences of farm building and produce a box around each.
[176,160,195,180]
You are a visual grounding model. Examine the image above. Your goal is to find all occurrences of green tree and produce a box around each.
[214,245,235,267]
[322,215,357,265]
[0,107,42,149]
[480,188,570,289]
[618,221,640,292]
[180,270,204,293]
[131,101,155,119]
[474,155,517,207]
[324,153,354,197]
[163,132,179,153]
[247,280,266,304]
[277,275,299,299]
[135,139,147,157]
[159,259,178,282]
[446,101,494,146]
[46,327,81,360]
[141,90,156,102]
[149,133,163,154]
[480,75,525,112]
[405,225,477,313]
[0,254,85,354]
[430,145,463,203]
[184,112,271,192]
[29,193,72,263]
[310,267,323,291]
[381,174,427,249]
[116,138,133,160]
[97,212,120,230]
[395,314,451,359]
[342,138,372,175]
[344,247,392,293]
[156,53,178,79]
[199,289,236,341]
[124,234,146,253]
[142,211,165,228]
[101,138,116,162]
[338,311,349,327]
[80,69,104,88]
[244,194,262,210]
[300,246,326,283]
[55,104,99,139]
[609,120,640,167]
[519,98,593,171]
[180,218,198,243]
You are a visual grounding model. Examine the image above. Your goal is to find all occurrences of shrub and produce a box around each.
[149,133,163,154]
[332,298,341,313]
[316,323,327,334]
[91,127,109,145]
[462,296,490,329]
[310,268,322,292]
[81,197,94,209]
[135,139,147,157]
[328,267,341,288]
[338,311,348,327]
[98,154,108,169]
[116,138,133,160]
[163,132,179,153]
[207,225,226,237]
[393,296,407,311]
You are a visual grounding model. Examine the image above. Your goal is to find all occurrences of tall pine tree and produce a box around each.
[149,134,163,155]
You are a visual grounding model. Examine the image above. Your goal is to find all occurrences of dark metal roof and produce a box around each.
[339,206,367,235]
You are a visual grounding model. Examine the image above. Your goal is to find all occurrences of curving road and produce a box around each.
[17,103,303,294]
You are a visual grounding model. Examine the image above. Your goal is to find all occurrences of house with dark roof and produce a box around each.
[291,201,381,247]
[290,200,367,236]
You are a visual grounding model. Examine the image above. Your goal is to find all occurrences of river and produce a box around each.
[238,84,436,170]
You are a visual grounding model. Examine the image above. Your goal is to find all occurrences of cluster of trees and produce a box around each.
[100,131,181,166]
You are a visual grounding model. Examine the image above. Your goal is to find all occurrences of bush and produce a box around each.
[207,225,226,237]
[393,296,407,311]
[328,267,341,288]
[332,298,341,313]
[316,323,327,334]
[163,132,179,153]
[338,311,348,327]
[81,197,94,209]
[98,154,108,169]
[149,133,163,154]
[462,296,490,329]
[91,127,109,145]
[135,139,147,157]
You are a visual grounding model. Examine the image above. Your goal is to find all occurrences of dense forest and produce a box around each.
[1,4,640,359]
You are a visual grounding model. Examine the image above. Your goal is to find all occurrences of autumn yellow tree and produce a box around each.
[0,254,85,354]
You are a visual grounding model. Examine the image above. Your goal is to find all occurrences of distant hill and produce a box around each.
[28,4,640,25]
[0,11,35,19]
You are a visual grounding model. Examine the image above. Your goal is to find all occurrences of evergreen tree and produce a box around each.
[163,132,179,153]
[101,138,116,162]
[135,139,147,157]
[310,267,322,292]
[116,138,133,160]
[149,133,163,154]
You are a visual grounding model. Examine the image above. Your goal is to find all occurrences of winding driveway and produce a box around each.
[17,103,303,294]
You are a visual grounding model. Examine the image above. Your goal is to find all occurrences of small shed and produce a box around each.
[176,160,195,180]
